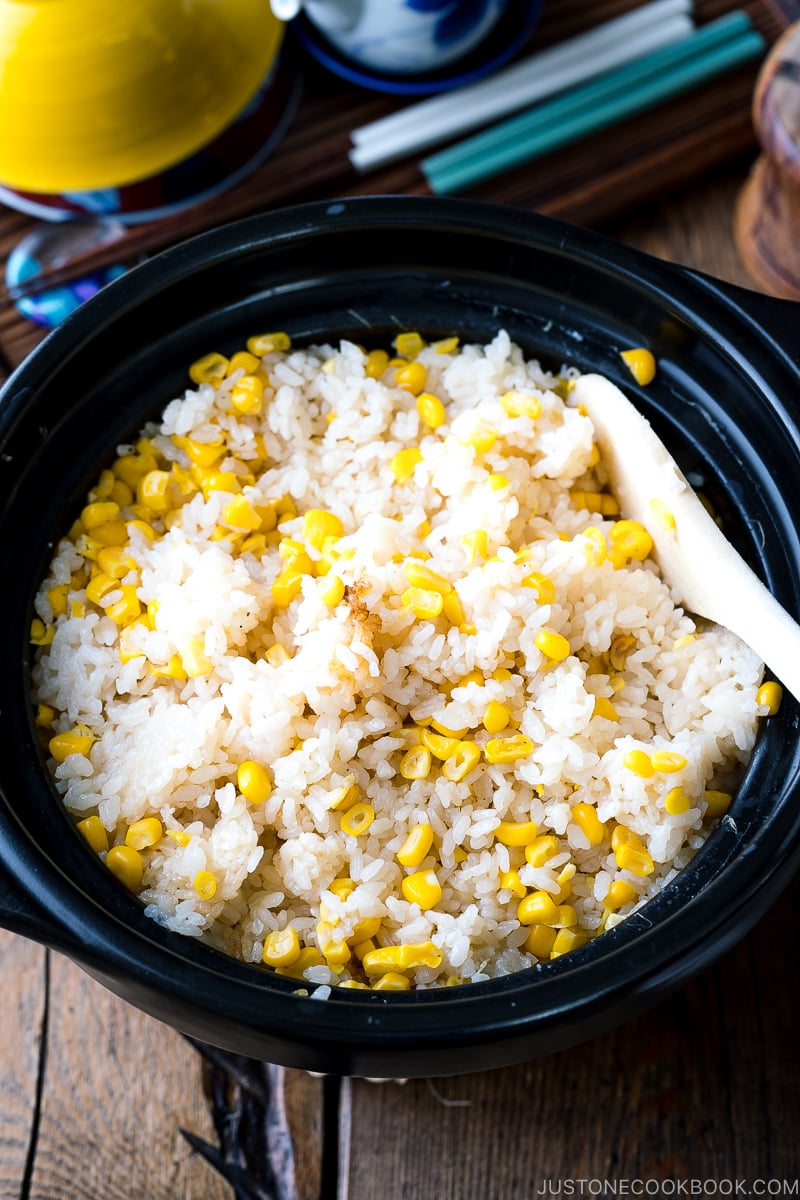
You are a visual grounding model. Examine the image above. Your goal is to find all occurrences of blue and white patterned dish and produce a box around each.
[293,0,543,95]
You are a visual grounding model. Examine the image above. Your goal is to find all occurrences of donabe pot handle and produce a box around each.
[679,267,799,369]
[0,854,82,955]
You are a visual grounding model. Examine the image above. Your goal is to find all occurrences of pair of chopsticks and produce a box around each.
[350,0,696,172]
[421,11,766,195]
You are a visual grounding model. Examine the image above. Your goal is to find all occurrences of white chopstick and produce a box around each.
[349,0,694,172]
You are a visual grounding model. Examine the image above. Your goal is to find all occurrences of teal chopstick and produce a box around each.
[422,13,765,195]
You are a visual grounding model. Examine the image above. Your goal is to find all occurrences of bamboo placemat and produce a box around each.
[0,0,795,377]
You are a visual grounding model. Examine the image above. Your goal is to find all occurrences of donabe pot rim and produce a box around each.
[1,196,799,1074]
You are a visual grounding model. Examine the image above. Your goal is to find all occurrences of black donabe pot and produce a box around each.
[1,197,799,1079]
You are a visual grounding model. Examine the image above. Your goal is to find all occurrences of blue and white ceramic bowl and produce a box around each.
[290,0,509,76]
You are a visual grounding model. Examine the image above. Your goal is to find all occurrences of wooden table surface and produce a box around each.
[1,14,799,1200]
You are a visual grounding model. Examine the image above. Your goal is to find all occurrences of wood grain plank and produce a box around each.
[0,931,47,1200]
[21,954,231,1200]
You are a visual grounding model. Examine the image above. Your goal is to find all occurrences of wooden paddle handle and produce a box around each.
[734,22,800,299]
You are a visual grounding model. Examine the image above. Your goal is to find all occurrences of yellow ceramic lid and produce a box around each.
[0,0,285,193]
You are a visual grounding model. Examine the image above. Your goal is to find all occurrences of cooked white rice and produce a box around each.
[31,330,765,989]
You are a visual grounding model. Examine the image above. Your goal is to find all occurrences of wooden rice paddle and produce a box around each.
[571,373,800,703]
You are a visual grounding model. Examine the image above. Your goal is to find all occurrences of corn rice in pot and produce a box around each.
[30,330,768,993]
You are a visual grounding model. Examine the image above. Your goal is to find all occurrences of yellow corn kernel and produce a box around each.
[85,572,118,606]
[401,586,442,620]
[664,786,690,815]
[275,947,326,979]
[315,921,352,966]
[340,803,375,837]
[302,509,344,551]
[179,436,227,468]
[484,733,533,765]
[104,585,142,626]
[432,336,458,354]
[420,729,459,760]
[30,618,55,646]
[230,373,264,416]
[518,890,559,926]
[134,470,171,513]
[611,825,643,853]
[500,869,527,899]
[442,591,466,627]
[263,926,301,968]
[125,518,157,542]
[521,573,556,605]
[623,749,654,779]
[246,331,291,356]
[362,941,442,976]
[399,746,432,781]
[534,629,571,662]
[404,561,451,594]
[226,350,261,377]
[46,584,69,618]
[35,703,56,728]
[371,972,412,991]
[193,870,217,900]
[114,450,159,490]
[651,749,688,774]
[222,495,261,531]
[394,331,425,359]
[550,927,590,958]
[238,760,272,805]
[416,392,446,429]
[524,834,560,868]
[401,868,442,910]
[364,348,389,378]
[125,817,163,850]
[571,802,606,845]
[649,497,676,530]
[81,500,120,530]
[350,916,382,944]
[390,447,423,484]
[49,725,96,762]
[441,740,480,783]
[757,681,783,715]
[610,520,653,565]
[265,643,291,667]
[176,639,211,679]
[395,361,427,395]
[604,879,637,911]
[150,654,188,681]
[592,696,619,722]
[615,842,655,876]
[582,526,607,567]
[487,473,509,492]
[554,863,576,904]
[189,351,229,385]
[89,519,129,548]
[106,845,143,890]
[525,924,558,958]
[96,546,136,580]
[620,347,656,386]
[459,423,497,454]
[166,828,191,847]
[272,569,304,608]
[501,390,542,420]
[704,790,732,818]
[482,700,510,734]
[462,530,488,565]
[495,820,538,847]
[316,574,344,608]
[76,815,109,854]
